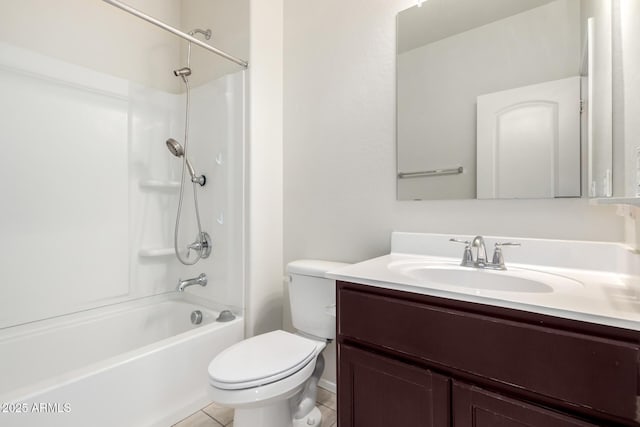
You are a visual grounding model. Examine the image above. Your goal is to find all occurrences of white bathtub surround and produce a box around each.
[0,3,250,426]
[0,294,243,427]
[0,30,247,427]
[0,42,246,329]
[0,43,129,328]
[328,232,640,331]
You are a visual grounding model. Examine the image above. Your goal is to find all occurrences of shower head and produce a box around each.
[166,138,184,157]
[173,67,192,78]
[166,138,196,179]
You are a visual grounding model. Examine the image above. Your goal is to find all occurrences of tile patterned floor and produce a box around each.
[172,387,337,427]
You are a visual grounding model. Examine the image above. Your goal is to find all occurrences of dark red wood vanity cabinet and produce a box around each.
[336,281,640,427]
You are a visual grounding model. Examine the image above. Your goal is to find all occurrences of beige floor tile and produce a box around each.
[317,387,337,411]
[172,411,223,427]
[191,389,337,427]
[318,404,337,427]
[202,402,234,426]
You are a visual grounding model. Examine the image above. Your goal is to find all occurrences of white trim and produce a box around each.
[318,378,336,394]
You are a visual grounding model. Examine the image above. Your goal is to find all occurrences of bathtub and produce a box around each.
[0,294,243,427]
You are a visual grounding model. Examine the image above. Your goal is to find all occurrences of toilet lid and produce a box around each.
[208,330,319,390]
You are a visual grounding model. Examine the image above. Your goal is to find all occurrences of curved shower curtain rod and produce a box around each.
[102,0,249,68]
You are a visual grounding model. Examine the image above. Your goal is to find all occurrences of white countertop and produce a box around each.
[327,233,640,332]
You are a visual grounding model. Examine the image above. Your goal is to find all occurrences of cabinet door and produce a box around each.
[453,381,599,427]
[338,344,450,427]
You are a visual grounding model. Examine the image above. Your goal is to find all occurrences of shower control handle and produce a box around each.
[187,232,212,259]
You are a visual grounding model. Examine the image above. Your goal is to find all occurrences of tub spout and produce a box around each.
[177,273,208,292]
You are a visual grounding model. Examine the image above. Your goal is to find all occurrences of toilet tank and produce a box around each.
[286,260,349,340]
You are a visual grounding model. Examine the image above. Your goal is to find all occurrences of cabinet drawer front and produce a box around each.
[338,287,640,421]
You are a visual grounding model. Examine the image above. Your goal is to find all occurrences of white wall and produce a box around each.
[181,0,250,86]
[283,0,623,388]
[397,0,555,53]
[0,0,182,93]
[246,0,284,336]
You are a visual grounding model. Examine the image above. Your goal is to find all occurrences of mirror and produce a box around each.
[396,0,613,200]
[615,1,640,198]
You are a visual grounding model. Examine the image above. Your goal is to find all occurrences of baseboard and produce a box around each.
[318,378,336,394]
[149,394,212,427]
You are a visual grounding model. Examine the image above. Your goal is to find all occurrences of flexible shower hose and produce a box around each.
[173,72,205,266]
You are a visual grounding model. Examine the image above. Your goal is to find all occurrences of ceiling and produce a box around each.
[397,0,556,53]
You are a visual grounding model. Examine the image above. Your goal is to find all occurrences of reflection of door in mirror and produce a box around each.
[396,0,612,201]
[477,77,581,199]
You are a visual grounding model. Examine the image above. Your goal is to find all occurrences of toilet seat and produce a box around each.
[208,330,322,390]
[208,352,319,409]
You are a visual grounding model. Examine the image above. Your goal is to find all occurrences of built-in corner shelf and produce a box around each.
[139,180,180,190]
[589,197,640,207]
[138,248,177,257]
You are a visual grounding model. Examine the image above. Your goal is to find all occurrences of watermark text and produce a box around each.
[1,402,71,414]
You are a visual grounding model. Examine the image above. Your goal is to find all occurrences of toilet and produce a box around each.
[207,260,347,427]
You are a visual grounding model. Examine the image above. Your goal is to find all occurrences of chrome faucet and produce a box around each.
[450,236,520,270]
[470,235,488,267]
[177,273,208,292]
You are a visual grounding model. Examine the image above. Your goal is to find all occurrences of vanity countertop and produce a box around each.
[327,233,640,331]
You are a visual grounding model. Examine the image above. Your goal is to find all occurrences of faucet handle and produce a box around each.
[187,240,202,258]
[450,238,473,266]
[449,238,470,247]
[495,242,521,248]
[491,242,521,268]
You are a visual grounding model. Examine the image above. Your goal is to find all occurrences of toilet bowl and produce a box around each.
[207,260,348,427]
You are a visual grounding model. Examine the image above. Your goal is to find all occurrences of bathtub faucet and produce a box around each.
[177,273,208,292]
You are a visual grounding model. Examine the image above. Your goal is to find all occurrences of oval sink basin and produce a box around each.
[388,262,582,293]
